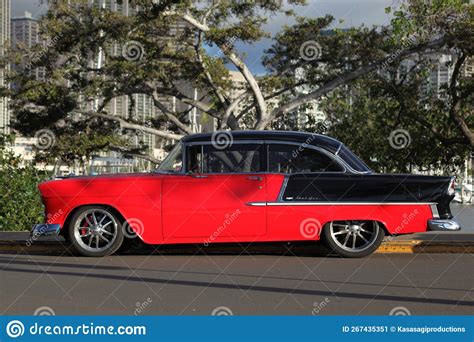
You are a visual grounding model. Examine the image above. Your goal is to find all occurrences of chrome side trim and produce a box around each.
[246,202,437,206]
[430,204,440,218]
[246,202,267,207]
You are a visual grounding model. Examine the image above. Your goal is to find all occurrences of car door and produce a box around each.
[162,142,266,239]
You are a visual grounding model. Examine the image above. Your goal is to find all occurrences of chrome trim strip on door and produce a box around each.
[246,202,437,206]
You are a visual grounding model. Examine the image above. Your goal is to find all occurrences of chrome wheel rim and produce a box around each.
[74,209,118,252]
[329,221,379,252]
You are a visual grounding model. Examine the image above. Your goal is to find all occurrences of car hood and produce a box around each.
[38,172,166,198]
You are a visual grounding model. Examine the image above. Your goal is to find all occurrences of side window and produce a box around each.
[268,144,343,173]
[187,144,263,173]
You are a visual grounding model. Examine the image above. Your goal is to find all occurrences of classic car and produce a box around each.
[31,130,461,257]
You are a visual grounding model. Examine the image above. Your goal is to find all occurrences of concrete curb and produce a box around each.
[0,239,473,255]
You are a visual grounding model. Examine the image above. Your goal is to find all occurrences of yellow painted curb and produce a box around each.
[377,240,474,254]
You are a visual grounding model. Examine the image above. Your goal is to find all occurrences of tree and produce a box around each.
[0,0,472,170]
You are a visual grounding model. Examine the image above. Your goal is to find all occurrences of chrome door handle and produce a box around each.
[247,176,262,181]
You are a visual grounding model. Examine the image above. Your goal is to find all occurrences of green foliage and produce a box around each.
[0,136,46,231]
[0,0,471,173]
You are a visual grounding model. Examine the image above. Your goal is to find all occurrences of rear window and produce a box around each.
[337,145,372,173]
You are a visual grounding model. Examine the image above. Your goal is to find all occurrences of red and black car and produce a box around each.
[31,130,460,257]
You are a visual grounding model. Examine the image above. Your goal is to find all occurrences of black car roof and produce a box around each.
[181,130,342,153]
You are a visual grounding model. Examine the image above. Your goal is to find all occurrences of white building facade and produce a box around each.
[0,0,10,134]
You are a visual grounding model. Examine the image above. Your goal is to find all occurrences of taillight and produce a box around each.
[447,177,455,196]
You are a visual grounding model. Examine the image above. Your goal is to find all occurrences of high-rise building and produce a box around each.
[86,0,209,161]
[10,11,44,80]
[0,0,10,134]
[11,11,38,48]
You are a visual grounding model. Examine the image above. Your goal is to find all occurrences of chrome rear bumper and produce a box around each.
[30,224,61,237]
[428,219,461,231]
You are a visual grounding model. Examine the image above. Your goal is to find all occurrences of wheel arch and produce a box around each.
[321,219,391,236]
[61,203,126,240]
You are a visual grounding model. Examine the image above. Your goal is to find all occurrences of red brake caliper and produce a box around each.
[81,215,91,235]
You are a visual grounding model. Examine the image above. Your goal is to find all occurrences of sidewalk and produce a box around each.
[1,231,473,255]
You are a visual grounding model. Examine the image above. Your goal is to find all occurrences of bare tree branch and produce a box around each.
[261,37,448,129]
[448,52,473,146]
[183,14,268,124]
[78,110,184,140]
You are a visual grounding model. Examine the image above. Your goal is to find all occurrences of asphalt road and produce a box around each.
[1,251,473,316]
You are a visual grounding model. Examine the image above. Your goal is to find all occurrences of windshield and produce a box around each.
[156,143,183,173]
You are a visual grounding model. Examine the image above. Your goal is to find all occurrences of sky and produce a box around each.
[11,0,395,74]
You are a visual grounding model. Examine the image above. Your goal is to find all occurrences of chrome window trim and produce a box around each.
[186,140,264,146]
[178,138,369,175]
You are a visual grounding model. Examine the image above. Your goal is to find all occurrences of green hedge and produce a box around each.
[0,147,46,232]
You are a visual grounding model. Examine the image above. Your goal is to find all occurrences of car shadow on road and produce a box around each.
[120,240,337,257]
[2,262,474,309]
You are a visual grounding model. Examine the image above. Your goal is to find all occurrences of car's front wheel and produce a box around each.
[322,220,385,258]
[68,206,124,257]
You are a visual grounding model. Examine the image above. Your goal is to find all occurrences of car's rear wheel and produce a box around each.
[68,206,124,257]
[322,220,385,258]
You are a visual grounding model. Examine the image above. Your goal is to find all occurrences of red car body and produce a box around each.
[39,172,436,244]
[33,131,460,257]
